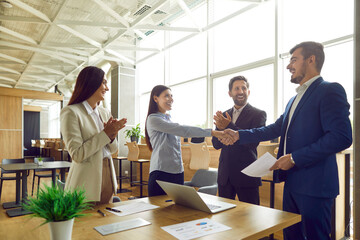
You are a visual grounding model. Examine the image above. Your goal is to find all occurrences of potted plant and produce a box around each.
[125,123,144,143]
[37,157,43,166]
[22,184,91,240]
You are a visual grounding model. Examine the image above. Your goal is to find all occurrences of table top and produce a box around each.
[3,194,301,240]
[0,161,71,171]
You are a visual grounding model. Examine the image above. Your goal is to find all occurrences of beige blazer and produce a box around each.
[60,103,118,201]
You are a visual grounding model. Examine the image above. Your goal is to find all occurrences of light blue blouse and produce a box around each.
[146,113,212,174]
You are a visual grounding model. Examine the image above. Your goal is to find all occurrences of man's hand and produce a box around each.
[213,111,231,130]
[270,154,295,171]
[215,128,239,145]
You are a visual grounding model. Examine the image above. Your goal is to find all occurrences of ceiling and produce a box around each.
[0,0,263,107]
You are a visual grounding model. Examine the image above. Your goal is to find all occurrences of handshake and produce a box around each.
[211,129,239,145]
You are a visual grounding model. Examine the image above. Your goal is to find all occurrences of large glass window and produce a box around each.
[212,1,274,72]
[137,52,165,93]
[213,65,274,123]
[281,0,354,53]
[170,79,207,127]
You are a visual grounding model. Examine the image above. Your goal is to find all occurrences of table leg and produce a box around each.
[6,170,32,217]
[51,169,56,185]
[60,168,66,182]
[140,163,143,198]
[344,153,350,237]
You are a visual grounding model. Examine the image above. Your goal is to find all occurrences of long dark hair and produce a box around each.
[68,66,105,105]
[145,85,170,151]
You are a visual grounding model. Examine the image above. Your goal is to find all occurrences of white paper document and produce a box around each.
[241,152,277,177]
[94,217,151,236]
[161,218,231,240]
[105,201,159,216]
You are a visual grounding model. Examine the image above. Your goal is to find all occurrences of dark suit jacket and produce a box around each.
[237,77,352,198]
[212,103,266,187]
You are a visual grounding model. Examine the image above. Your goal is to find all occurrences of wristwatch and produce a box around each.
[289,154,295,165]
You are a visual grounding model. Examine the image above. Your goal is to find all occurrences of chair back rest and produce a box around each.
[189,142,210,170]
[126,142,139,161]
[54,140,64,151]
[257,142,279,158]
[39,140,45,148]
[31,140,36,147]
[191,169,218,188]
[1,158,25,174]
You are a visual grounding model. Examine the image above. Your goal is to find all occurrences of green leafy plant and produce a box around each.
[22,184,92,226]
[125,123,144,140]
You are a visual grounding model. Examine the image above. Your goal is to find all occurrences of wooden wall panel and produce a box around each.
[0,131,22,160]
[0,95,22,160]
[0,96,22,129]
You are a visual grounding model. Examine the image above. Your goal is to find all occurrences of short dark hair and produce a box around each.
[290,41,325,72]
[68,66,105,105]
[229,76,249,91]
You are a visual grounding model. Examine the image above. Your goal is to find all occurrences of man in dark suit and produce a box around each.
[212,76,266,204]
[222,42,352,239]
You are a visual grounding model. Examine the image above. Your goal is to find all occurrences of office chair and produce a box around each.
[184,169,218,196]
[0,158,25,201]
[32,157,59,196]
[188,142,210,170]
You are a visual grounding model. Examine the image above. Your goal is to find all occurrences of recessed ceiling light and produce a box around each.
[0,1,13,8]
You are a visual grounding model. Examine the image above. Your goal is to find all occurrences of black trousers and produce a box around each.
[218,180,260,205]
[148,170,184,197]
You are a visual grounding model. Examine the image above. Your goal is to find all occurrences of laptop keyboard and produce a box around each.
[206,203,221,210]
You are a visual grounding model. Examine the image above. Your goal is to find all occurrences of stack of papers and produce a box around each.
[105,201,159,216]
[241,152,277,177]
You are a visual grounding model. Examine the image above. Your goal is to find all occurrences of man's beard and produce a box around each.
[233,95,247,107]
[290,62,306,84]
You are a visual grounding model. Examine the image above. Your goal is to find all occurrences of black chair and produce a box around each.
[32,157,59,196]
[0,158,25,201]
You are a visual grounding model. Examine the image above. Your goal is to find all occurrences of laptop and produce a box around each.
[156,180,236,213]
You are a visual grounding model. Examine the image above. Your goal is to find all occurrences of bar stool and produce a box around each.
[113,156,131,193]
[126,142,149,198]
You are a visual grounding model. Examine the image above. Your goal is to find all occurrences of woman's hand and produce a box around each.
[104,117,127,140]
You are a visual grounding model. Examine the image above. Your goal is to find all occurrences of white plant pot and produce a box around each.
[37,161,43,166]
[48,218,74,240]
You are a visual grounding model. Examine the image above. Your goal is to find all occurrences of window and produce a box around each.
[213,65,274,122]
[170,79,207,127]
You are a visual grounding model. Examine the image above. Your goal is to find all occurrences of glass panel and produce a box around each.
[212,1,275,72]
[212,0,250,24]
[169,33,207,84]
[138,31,164,60]
[140,93,150,131]
[213,65,274,123]
[170,79,207,127]
[137,52,165,93]
[281,0,354,53]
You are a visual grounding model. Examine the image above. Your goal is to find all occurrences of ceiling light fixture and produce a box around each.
[0,1,13,8]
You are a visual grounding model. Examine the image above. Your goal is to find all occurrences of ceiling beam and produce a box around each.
[54,19,126,28]
[8,0,51,23]
[91,0,129,28]
[135,24,199,32]
[31,65,66,76]
[57,25,102,48]
[0,41,79,65]
[176,0,201,30]
[0,76,17,83]
[0,26,38,45]
[0,83,12,88]
[104,49,135,65]
[0,66,21,75]
[0,15,47,23]
[22,75,58,83]
[0,53,26,64]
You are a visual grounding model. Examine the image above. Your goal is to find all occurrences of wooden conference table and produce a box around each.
[0,161,71,217]
[3,194,301,240]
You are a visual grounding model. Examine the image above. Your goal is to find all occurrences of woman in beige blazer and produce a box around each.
[61,66,126,203]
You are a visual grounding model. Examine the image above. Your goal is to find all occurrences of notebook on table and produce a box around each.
[156,180,236,214]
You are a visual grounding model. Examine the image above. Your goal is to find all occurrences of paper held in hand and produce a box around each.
[241,152,277,177]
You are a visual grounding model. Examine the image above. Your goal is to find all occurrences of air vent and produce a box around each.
[133,4,151,16]
[154,10,166,15]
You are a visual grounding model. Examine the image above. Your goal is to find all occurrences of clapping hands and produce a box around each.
[104,117,127,140]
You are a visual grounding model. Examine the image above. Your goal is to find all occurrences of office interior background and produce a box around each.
[0,0,359,238]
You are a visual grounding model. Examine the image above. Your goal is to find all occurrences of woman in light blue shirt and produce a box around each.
[145,85,225,196]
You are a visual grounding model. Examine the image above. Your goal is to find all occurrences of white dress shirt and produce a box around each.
[232,104,246,124]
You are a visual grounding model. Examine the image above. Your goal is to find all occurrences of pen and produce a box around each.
[97,209,106,217]
[106,207,121,213]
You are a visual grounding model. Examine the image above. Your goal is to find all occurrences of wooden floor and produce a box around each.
[0,168,282,240]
